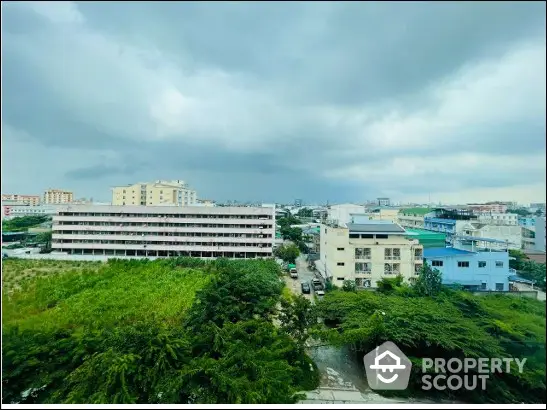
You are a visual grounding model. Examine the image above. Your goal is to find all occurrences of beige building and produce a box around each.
[367,208,400,222]
[51,204,275,259]
[315,221,423,289]
[2,194,41,206]
[112,180,197,207]
[44,189,74,204]
[397,208,435,229]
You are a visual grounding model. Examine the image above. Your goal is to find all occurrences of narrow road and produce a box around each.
[283,253,317,303]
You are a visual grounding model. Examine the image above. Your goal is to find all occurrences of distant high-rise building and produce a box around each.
[111,180,197,207]
[44,189,74,204]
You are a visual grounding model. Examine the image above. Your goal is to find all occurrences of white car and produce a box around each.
[316,290,325,297]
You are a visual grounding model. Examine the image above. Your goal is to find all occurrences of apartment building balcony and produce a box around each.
[52,243,272,253]
[53,225,270,235]
[53,233,274,244]
[54,215,272,225]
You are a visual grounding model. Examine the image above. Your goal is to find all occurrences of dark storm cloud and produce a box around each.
[1,1,545,203]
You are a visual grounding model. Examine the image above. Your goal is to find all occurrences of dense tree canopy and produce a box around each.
[2,215,49,232]
[316,284,546,404]
[2,258,318,404]
[274,243,300,264]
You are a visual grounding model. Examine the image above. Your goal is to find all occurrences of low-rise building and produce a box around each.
[327,203,367,226]
[1,194,41,206]
[423,241,511,291]
[7,205,58,218]
[44,189,74,204]
[397,208,435,229]
[366,207,400,222]
[467,203,508,214]
[476,212,518,226]
[316,220,423,289]
[51,204,275,259]
[112,180,197,207]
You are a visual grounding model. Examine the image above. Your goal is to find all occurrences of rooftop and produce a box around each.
[423,247,476,258]
[456,235,509,244]
[347,223,405,234]
[399,207,434,216]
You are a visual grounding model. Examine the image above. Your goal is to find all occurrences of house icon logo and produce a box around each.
[363,341,412,390]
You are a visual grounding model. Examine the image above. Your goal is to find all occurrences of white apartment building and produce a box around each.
[316,221,423,288]
[112,180,197,206]
[8,205,58,218]
[476,212,518,226]
[51,204,275,259]
[535,217,546,252]
[327,204,367,226]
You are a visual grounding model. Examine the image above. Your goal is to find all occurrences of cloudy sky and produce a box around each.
[2,1,546,205]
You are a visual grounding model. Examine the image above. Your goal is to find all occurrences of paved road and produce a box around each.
[514,282,547,301]
[283,253,319,303]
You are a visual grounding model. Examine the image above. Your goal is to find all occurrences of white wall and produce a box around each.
[327,204,366,226]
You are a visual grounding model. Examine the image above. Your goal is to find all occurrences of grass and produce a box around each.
[2,259,211,332]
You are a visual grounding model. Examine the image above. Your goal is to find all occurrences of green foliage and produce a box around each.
[316,289,546,404]
[274,243,300,264]
[296,208,313,218]
[414,264,443,296]
[376,275,404,294]
[342,280,356,292]
[3,257,318,404]
[508,208,533,217]
[509,250,546,291]
[277,216,303,243]
[2,216,49,232]
[278,294,318,350]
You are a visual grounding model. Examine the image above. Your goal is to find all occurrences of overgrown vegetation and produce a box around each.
[274,243,300,264]
[2,215,49,232]
[2,258,319,404]
[316,279,546,404]
[509,250,546,291]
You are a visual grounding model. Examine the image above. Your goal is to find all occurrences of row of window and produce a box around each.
[56,222,272,229]
[349,233,390,239]
[58,212,273,219]
[54,239,271,247]
[353,262,423,275]
[55,231,272,238]
[431,260,504,268]
[352,247,423,260]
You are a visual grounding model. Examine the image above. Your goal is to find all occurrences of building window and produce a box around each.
[376,234,388,239]
[414,264,422,275]
[458,261,470,268]
[478,261,487,268]
[481,282,487,290]
[495,261,504,268]
[337,262,345,266]
[432,260,443,267]
[495,283,504,291]
[336,277,345,281]
[414,249,423,259]
[355,262,371,274]
[337,247,345,251]
[355,248,371,259]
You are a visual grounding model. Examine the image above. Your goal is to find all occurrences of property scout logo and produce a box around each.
[363,341,527,391]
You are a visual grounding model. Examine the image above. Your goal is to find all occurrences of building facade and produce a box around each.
[377,197,391,207]
[44,189,74,204]
[423,245,511,291]
[1,194,41,206]
[467,203,508,214]
[112,180,197,207]
[316,221,423,288]
[366,208,400,222]
[327,204,367,226]
[51,204,275,259]
[397,208,435,229]
[535,217,546,252]
[7,205,58,218]
[476,212,518,226]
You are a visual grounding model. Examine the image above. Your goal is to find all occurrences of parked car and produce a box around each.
[301,281,311,294]
[316,290,325,297]
[312,278,323,291]
[289,268,298,279]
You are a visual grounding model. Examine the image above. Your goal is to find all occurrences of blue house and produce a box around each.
[423,245,511,291]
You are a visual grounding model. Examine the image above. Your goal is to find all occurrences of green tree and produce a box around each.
[376,275,404,294]
[508,208,532,217]
[296,208,313,218]
[342,280,356,292]
[278,295,317,351]
[274,243,300,264]
[413,263,442,296]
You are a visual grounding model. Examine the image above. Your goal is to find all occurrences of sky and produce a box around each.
[1,1,546,205]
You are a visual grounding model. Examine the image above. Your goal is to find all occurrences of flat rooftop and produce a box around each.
[424,247,476,258]
[347,223,405,234]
